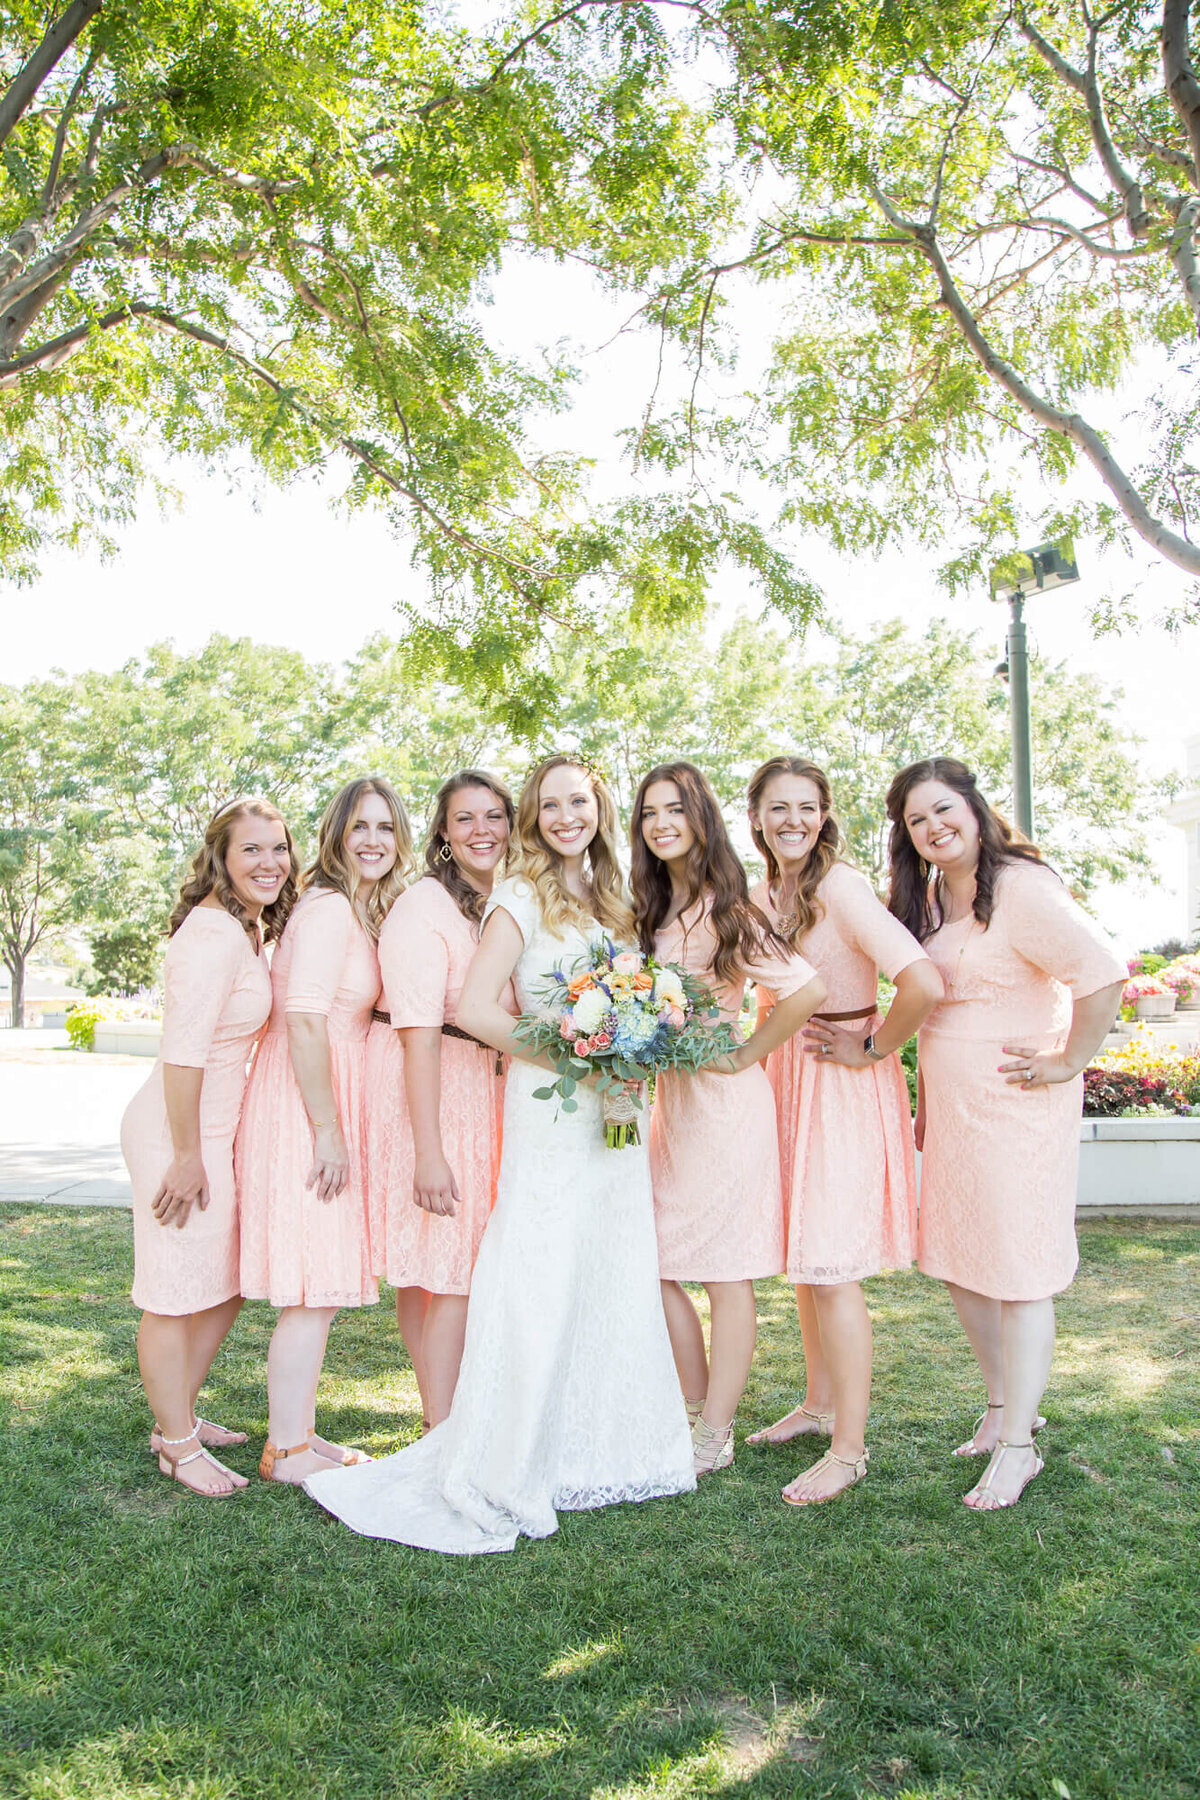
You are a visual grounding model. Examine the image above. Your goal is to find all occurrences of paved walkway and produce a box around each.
[0,1029,142,1205]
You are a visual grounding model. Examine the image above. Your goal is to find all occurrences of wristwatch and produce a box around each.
[863,1033,885,1064]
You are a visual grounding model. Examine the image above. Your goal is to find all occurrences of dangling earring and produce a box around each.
[438,840,454,864]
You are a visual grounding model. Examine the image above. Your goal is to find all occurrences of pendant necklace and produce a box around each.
[937,881,978,997]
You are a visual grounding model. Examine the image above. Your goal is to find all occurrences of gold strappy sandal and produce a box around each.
[692,1415,735,1476]
[782,1446,869,1507]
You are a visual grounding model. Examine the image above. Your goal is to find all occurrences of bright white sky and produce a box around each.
[9,183,1199,952]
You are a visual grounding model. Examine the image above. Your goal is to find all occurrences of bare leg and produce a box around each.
[701,1280,757,1432]
[782,1281,871,1504]
[946,1281,1005,1454]
[394,1286,431,1422]
[138,1311,243,1495]
[660,1279,708,1410]
[185,1296,246,1443]
[965,1298,1055,1510]
[747,1283,836,1443]
[265,1304,340,1482]
[421,1294,470,1426]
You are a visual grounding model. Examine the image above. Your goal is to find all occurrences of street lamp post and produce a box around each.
[989,538,1081,839]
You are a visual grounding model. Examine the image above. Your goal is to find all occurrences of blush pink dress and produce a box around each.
[122,905,271,1315]
[237,887,381,1308]
[368,877,510,1296]
[752,865,927,1283]
[918,861,1125,1301]
[650,899,817,1282]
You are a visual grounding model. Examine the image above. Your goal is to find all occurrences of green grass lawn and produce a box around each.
[1,1207,1196,1800]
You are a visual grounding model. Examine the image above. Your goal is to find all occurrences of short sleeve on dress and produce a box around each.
[160,910,245,1068]
[483,877,541,946]
[1002,863,1126,998]
[828,864,929,980]
[384,883,452,1029]
[743,936,819,1003]
[284,891,353,1015]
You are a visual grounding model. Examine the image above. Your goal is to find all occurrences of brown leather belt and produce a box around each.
[812,1004,876,1021]
[441,1021,490,1051]
[372,1011,502,1073]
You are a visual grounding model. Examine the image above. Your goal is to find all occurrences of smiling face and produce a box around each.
[343,788,399,890]
[442,784,510,891]
[223,811,292,919]
[750,772,825,875]
[639,779,697,867]
[902,778,981,875]
[536,763,599,860]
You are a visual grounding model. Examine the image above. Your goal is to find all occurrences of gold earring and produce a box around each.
[438,840,454,864]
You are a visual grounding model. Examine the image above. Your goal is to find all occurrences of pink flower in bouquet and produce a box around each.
[574,1038,590,1057]
[612,951,642,976]
[594,1032,612,1049]
[665,1005,685,1029]
[559,1017,574,1039]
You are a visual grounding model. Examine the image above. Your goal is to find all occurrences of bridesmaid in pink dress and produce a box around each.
[121,798,297,1496]
[238,777,413,1485]
[887,758,1124,1510]
[742,757,943,1505]
[630,761,825,1476]
[371,769,514,1429]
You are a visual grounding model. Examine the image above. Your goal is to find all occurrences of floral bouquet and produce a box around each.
[512,942,742,1147]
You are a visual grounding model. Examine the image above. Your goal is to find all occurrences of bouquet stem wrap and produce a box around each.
[603,1084,642,1150]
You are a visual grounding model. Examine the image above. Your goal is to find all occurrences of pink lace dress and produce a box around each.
[752,865,927,1283]
[918,861,1125,1300]
[367,877,510,1295]
[236,888,381,1308]
[122,906,271,1315]
[650,899,817,1282]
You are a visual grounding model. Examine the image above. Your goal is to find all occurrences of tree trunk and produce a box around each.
[8,954,25,1028]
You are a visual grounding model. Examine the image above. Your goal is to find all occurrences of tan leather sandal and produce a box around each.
[258,1438,316,1481]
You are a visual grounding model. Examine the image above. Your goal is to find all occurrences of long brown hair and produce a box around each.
[746,756,843,945]
[169,797,298,945]
[425,769,515,926]
[303,776,414,940]
[885,757,1045,942]
[513,755,633,940]
[630,760,777,986]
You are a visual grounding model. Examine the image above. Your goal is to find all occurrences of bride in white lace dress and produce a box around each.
[304,756,695,1552]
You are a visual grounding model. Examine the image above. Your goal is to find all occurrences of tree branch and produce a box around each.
[1168,193,1200,334]
[41,45,98,207]
[1020,8,1150,235]
[1162,0,1200,188]
[867,182,1200,577]
[0,0,103,151]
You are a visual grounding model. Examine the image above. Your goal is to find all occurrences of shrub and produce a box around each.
[1127,952,1168,976]
[64,1001,105,1051]
[64,997,161,1051]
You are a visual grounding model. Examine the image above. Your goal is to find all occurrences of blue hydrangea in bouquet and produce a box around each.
[512,941,742,1147]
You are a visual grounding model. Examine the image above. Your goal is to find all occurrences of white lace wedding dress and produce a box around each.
[304,877,696,1552]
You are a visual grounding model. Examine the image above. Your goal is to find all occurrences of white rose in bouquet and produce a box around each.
[570,986,610,1035]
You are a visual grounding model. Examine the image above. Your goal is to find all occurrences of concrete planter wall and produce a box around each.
[1077,1116,1200,1216]
[93,1020,162,1057]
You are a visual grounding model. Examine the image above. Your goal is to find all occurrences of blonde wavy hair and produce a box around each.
[169,797,298,945]
[513,755,633,941]
[302,776,414,939]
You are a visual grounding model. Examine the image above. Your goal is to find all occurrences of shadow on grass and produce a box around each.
[1,1207,1197,1800]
